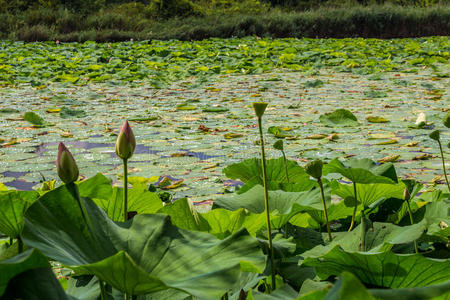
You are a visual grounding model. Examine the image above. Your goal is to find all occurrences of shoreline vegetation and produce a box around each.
[0,0,448,42]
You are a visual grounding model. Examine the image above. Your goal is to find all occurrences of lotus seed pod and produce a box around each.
[56,143,79,184]
[252,102,268,118]
[429,130,440,142]
[273,140,284,151]
[305,160,323,179]
[444,112,450,128]
[115,120,136,160]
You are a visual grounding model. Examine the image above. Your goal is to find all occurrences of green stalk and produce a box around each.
[437,140,450,192]
[348,182,358,231]
[99,280,107,300]
[281,150,289,183]
[68,182,89,226]
[257,117,276,292]
[17,236,23,254]
[406,198,419,253]
[318,179,332,242]
[125,293,132,300]
[123,158,128,222]
[360,211,367,251]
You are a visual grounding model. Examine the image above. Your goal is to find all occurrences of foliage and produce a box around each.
[0,4,449,41]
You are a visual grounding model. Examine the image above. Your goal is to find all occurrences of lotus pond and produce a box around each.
[0,37,449,299]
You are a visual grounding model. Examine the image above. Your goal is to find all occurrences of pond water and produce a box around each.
[0,68,448,203]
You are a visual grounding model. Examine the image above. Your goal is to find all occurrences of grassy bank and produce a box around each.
[1,4,449,42]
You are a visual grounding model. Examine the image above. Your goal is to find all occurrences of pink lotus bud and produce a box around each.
[115,120,136,160]
[56,143,79,184]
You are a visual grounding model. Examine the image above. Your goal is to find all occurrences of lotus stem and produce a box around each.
[68,182,89,227]
[281,150,289,183]
[437,140,450,192]
[348,182,358,231]
[360,211,367,251]
[405,196,419,254]
[99,280,107,300]
[123,158,128,222]
[17,236,23,254]
[257,117,276,292]
[318,179,332,242]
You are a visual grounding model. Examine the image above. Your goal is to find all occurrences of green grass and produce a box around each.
[0,4,449,41]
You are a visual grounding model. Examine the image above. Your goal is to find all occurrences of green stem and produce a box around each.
[125,293,132,300]
[360,210,367,251]
[405,198,419,254]
[68,183,89,226]
[348,182,358,231]
[17,236,23,253]
[257,117,276,292]
[99,280,107,300]
[123,158,128,222]
[437,140,450,192]
[318,179,332,242]
[281,150,289,183]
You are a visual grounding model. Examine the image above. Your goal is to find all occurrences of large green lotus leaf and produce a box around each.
[2,267,74,300]
[23,185,117,265]
[157,197,209,232]
[302,221,426,257]
[0,190,39,238]
[324,271,375,300]
[302,246,450,288]
[297,200,354,228]
[79,173,162,222]
[239,178,316,195]
[423,199,450,242]
[94,186,163,222]
[319,109,359,127]
[223,158,314,194]
[66,276,100,300]
[0,249,50,296]
[158,198,266,237]
[246,284,299,300]
[78,173,113,201]
[331,181,404,208]
[323,158,397,184]
[369,280,450,300]
[214,185,324,214]
[22,185,265,299]
[202,207,266,238]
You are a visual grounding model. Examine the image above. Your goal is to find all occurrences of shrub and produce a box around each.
[17,25,54,42]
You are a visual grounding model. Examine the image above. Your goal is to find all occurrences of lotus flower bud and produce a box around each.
[444,112,450,128]
[115,120,136,160]
[429,130,440,142]
[305,160,323,179]
[252,102,268,118]
[273,140,284,151]
[56,143,79,184]
[403,188,410,201]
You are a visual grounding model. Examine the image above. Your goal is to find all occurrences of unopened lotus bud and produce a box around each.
[403,188,410,201]
[429,130,440,142]
[273,140,284,151]
[252,102,268,118]
[305,160,323,179]
[115,120,136,160]
[444,112,450,128]
[56,143,79,184]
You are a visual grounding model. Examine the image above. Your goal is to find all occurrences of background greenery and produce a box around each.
[0,0,449,42]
